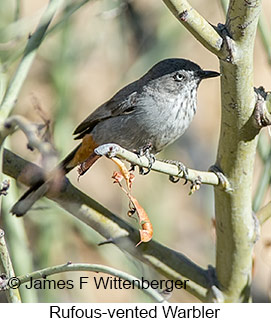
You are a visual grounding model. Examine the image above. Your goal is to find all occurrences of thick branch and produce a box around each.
[226,0,262,42]
[214,0,262,302]
[3,148,212,301]
[162,0,223,57]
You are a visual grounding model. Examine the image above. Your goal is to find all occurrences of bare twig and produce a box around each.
[95,143,220,187]
[0,229,21,302]
[17,262,167,303]
[4,115,57,172]
[256,201,271,225]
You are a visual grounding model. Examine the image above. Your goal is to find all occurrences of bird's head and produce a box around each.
[142,58,220,94]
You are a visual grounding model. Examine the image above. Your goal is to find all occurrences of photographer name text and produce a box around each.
[8,276,189,292]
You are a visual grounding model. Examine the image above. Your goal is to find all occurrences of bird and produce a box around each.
[11,58,219,216]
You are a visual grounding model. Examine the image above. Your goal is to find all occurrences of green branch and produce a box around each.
[95,143,220,187]
[226,0,262,43]
[165,0,263,302]
[162,0,224,57]
[214,0,262,302]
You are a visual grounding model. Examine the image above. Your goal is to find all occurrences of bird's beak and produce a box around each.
[199,70,220,79]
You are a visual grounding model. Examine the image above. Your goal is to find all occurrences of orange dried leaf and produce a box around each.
[129,194,153,246]
[110,162,153,246]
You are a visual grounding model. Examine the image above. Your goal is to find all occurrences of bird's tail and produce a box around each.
[11,144,83,217]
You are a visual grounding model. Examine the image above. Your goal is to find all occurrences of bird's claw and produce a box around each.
[208,164,232,192]
[169,175,180,183]
[129,164,136,172]
[163,160,189,184]
[136,144,155,175]
[189,176,202,195]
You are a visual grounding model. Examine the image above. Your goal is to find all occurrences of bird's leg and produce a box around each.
[135,143,155,175]
[161,159,189,184]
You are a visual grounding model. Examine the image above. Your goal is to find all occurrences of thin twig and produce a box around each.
[95,143,220,187]
[256,201,271,225]
[253,152,271,212]
[0,229,21,303]
[17,262,167,303]
[3,115,57,172]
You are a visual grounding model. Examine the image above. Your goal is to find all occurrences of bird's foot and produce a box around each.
[208,164,232,192]
[129,163,136,172]
[136,144,155,175]
[189,176,202,195]
[162,159,189,184]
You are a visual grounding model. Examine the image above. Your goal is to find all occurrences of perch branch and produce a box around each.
[95,143,220,187]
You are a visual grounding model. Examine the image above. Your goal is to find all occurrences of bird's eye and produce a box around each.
[173,73,185,82]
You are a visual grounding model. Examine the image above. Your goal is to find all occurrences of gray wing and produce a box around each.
[73,80,141,139]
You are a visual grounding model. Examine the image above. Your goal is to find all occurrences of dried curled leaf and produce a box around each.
[129,194,153,247]
[112,164,153,246]
[112,170,124,184]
